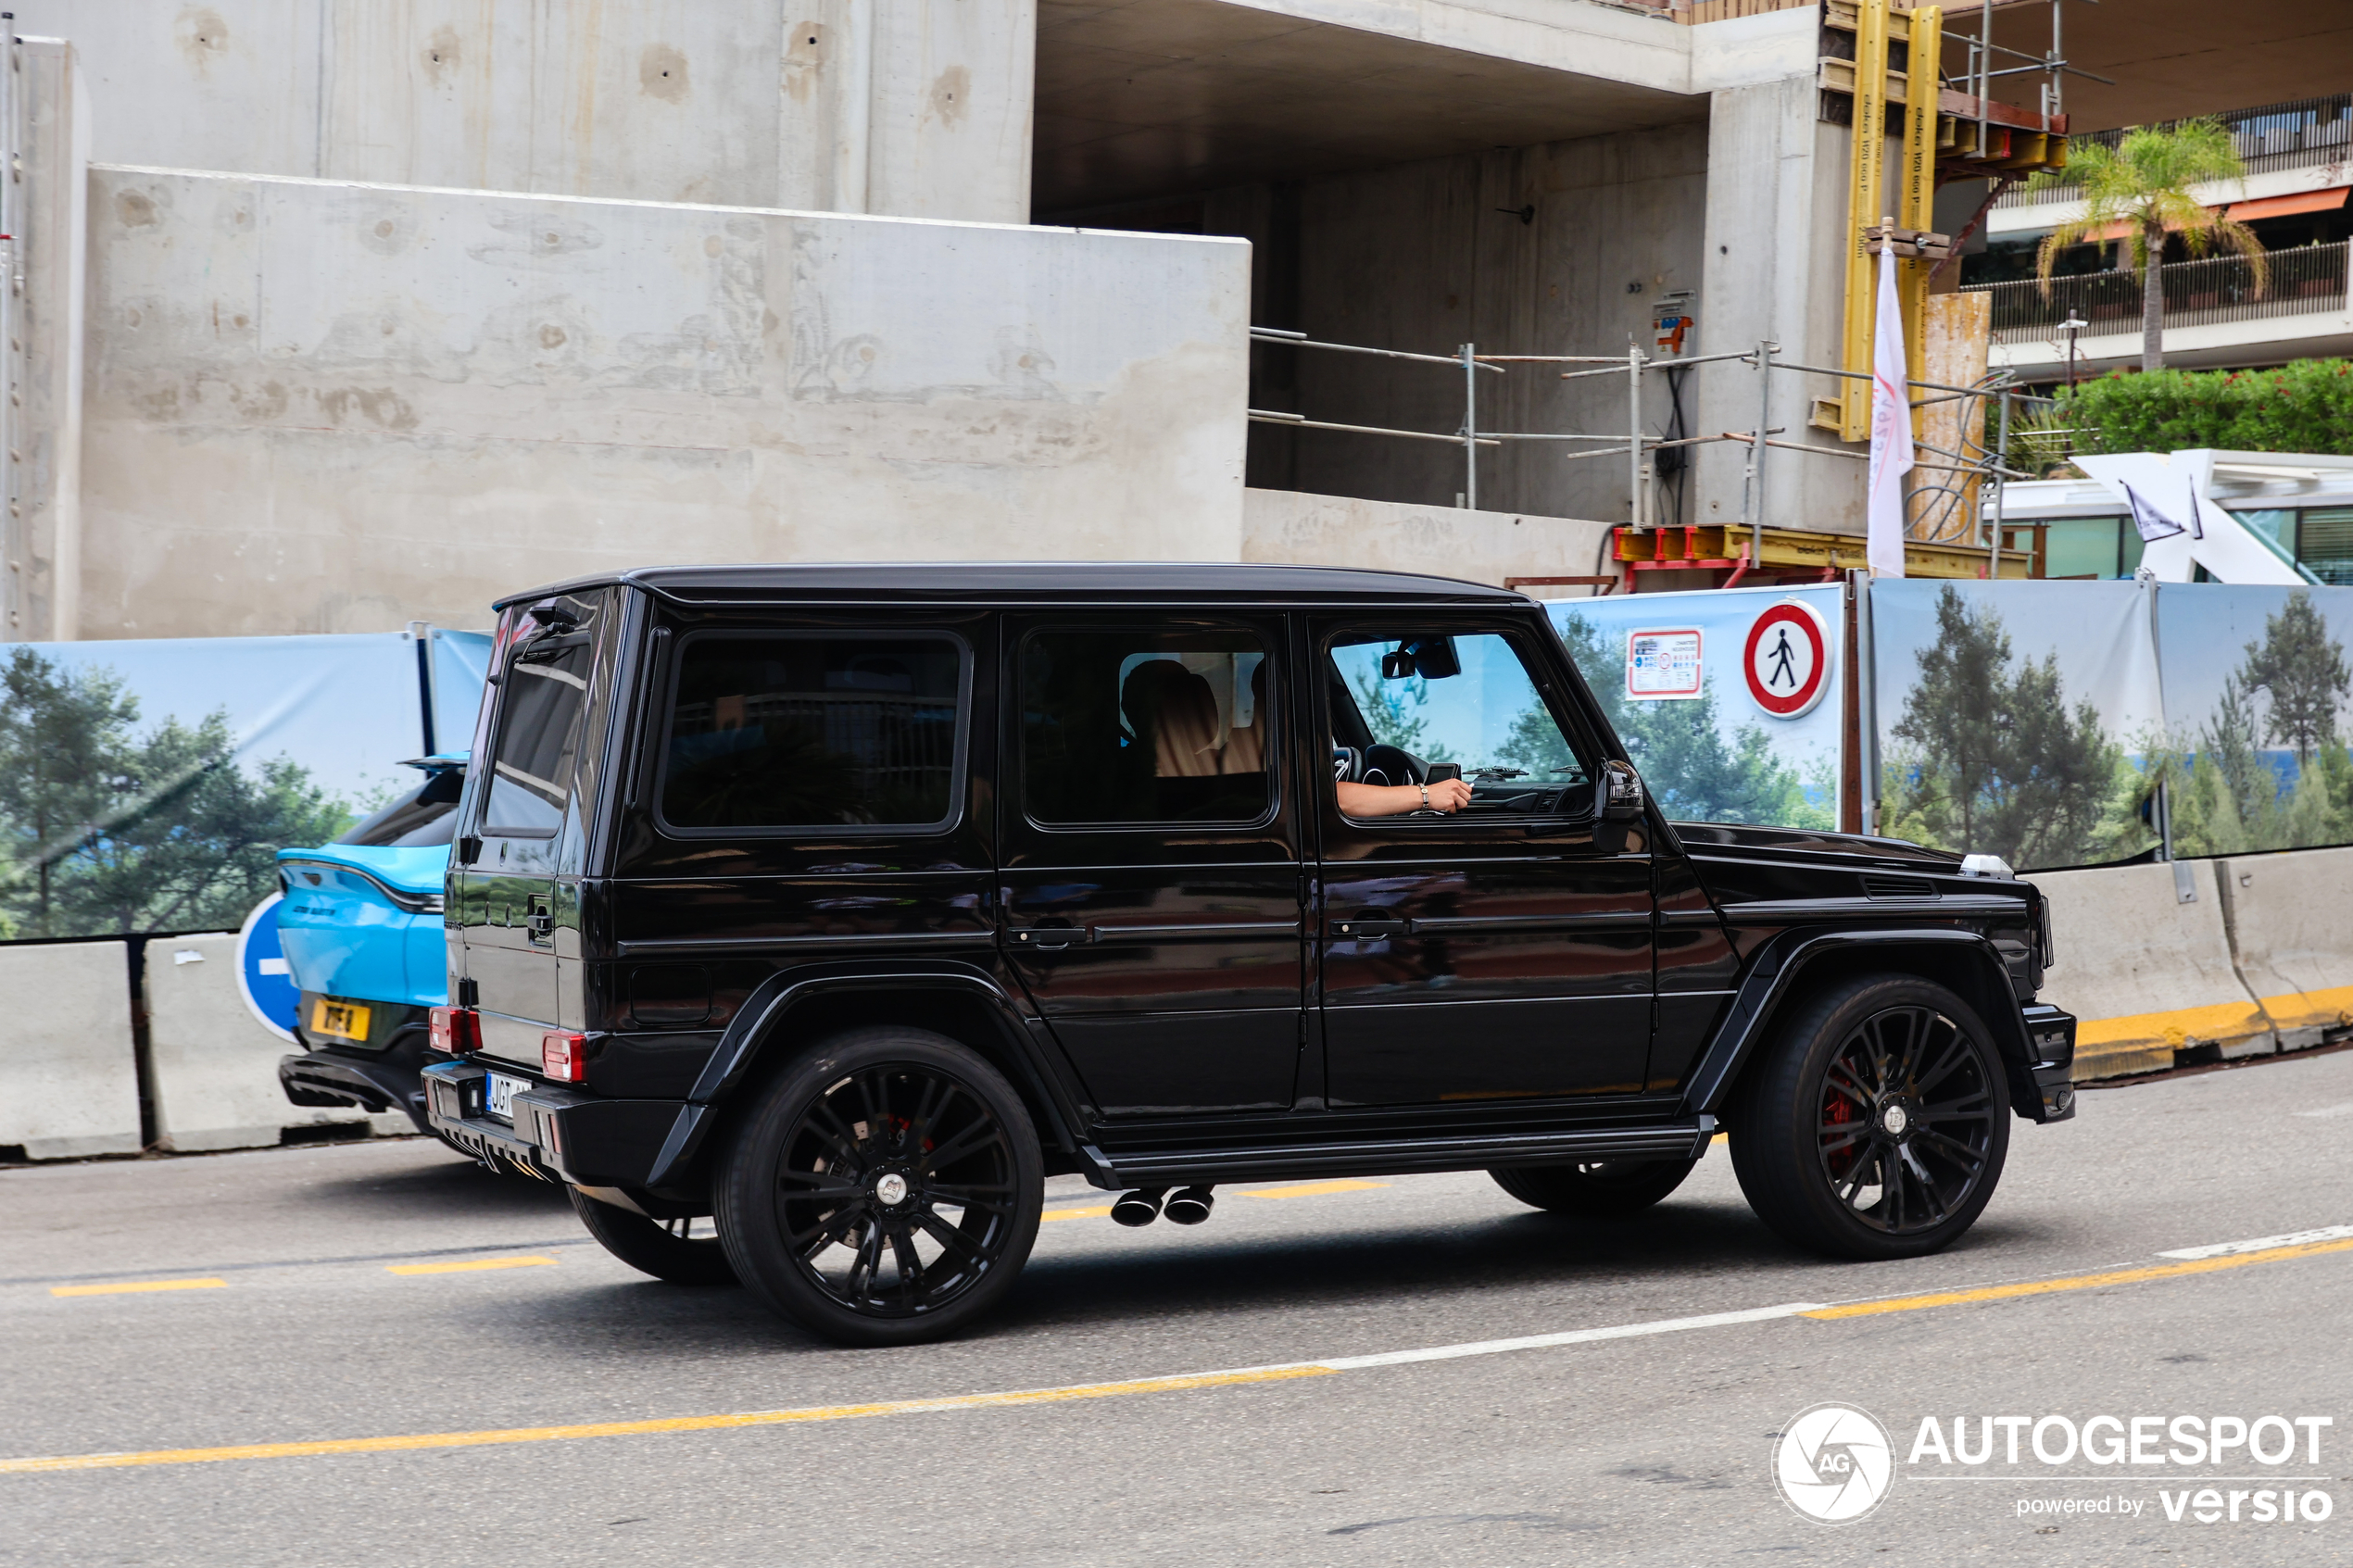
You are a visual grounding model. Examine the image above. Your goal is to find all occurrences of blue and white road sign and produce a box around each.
[235,893,299,1042]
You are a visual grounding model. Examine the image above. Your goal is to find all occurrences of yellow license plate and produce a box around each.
[310,998,372,1042]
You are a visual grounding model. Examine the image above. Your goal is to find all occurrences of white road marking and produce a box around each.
[2292,1102,2353,1119]
[2158,1223,2353,1261]
[1308,1303,1826,1371]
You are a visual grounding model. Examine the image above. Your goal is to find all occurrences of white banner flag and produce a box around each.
[1866,241,1912,578]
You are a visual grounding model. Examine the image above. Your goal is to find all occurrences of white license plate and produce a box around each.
[485,1073,529,1123]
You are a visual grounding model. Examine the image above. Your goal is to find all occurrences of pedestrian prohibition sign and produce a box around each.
[1743,600,1832,719]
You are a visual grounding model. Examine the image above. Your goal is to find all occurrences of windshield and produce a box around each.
[336,769,464,847]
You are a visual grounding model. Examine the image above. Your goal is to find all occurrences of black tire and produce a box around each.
[1490,1158,1700,1216]
[569,1187,738,1286]
[1728,973,2011,1261]
[714,1027,1043,1347]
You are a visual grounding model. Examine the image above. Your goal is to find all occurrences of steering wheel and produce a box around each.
[1331,744,1365,784]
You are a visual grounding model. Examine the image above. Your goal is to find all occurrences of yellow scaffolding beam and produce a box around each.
[1839,0,1892,443]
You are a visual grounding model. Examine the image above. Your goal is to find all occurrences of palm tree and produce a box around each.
[2026,119,2268,373]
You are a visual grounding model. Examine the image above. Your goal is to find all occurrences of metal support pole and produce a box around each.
[1461,341,1477,510]
[1628,344,1644,530]
[1,24,18,635]
[1743,341,1773,536]
[1986,388,2012,577]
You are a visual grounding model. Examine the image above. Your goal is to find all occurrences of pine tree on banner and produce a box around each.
[1866,238,1912,578]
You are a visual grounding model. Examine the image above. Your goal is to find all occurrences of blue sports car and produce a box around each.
[275,755,466,1133]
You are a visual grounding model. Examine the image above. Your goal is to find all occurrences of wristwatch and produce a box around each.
[1417,783,1429,809]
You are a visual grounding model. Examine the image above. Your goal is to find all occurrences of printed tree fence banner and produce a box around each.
[1869,580,2166,873]
[1553,579,2353,875]
[0,629,488,942]
[1549,585,1847,832]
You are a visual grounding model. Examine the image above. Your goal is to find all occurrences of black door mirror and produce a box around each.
[1598,759,1645,822]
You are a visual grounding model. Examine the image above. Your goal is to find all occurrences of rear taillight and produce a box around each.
[542,1031,586,1083]
[429,1006,480,1054]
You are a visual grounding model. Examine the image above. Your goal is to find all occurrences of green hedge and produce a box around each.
[2052,360,2353,456]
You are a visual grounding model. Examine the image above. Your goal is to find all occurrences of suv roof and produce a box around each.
[491,561,1529,611]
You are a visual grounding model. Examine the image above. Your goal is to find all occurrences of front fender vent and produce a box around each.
[1862,875,1938,900]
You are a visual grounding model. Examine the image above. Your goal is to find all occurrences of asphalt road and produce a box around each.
[6,1047,2353,1567]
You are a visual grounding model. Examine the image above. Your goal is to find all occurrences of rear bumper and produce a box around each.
[421,1060,686,1188]
[2020,1002,2077,1122]
[278,1047,432,1134]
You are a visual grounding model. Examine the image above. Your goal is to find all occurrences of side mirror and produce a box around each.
[1599,759,1645,822]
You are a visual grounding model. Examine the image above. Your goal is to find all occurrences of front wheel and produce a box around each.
[1728,974,2010,1261]
[1490,1158,1699,1217]
[715,1027,1043,1347]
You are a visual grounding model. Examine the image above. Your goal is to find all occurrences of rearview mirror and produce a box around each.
[1380,637,1461,681]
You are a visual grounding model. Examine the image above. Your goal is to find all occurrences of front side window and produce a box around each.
[1022,627,1273,826]
[661,634,965,831]
[484,639,591,837]
[1327,631,1589,817]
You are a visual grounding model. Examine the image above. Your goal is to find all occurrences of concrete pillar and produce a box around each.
[6,36,87,642]
[865,0,1034,223]
[1694,74,1862,535]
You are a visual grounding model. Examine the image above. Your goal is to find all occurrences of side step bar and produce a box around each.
[1085,1117,1716,1189]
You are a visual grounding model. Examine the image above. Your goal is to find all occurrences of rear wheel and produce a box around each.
[715,1027,1043,1347]
[569,1187,737,1286]
[1490,1158,1699,1217]
[1728,974,2010,1261]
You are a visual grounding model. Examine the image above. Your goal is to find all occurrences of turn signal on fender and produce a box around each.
[427,1006,479,1054]
[542,1031,586,1083]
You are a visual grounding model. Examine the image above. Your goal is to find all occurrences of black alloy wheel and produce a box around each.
[1489,1157,1700,1217]
[569,1186,738,1286]
[717,1027,1043,1346]
[1728,974,2011,1261]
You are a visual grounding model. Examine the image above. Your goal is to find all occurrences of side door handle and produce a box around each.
[525,894,554,945]
[1007,925,1090,950]
[1328,917,1410,939]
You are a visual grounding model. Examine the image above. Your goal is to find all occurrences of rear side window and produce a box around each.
[660,633,966,831]
[1021,626,1273,825]
[484,638,591,837]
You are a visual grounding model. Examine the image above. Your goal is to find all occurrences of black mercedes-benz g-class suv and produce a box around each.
[423,564,2072,1346]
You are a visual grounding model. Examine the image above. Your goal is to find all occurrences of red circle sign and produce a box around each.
[1743,601,1831,718]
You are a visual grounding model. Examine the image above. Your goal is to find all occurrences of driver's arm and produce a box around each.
[1337,777,1474,817]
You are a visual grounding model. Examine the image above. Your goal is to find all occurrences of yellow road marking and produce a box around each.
[1237,1180,1390,1199]
[1040,1205,1113,1222]
[49,1279,226,1298]
[384,1256,559,1276]
[14,1232,2347,1476]
[0,1365,1335,1474]
[1802,1236,2353,1319]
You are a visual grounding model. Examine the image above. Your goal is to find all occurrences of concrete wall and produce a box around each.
[1242,488,1617,588]
[1242,121,1709,524]
[80,166,1249,638]
[0,940,141,1160]
[144,931,399,1150]
[9,1,1034,222]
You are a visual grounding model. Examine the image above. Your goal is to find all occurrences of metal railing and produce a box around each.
[1964,242,2350,345]
[1245,326,2045,564]
[1996,93,2353,208]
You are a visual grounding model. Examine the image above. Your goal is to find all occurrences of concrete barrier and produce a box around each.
[0,940,142,1159]
[2031,859,2274,1080]
[144,933,405,1152]
[2219,846,2353,1050]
